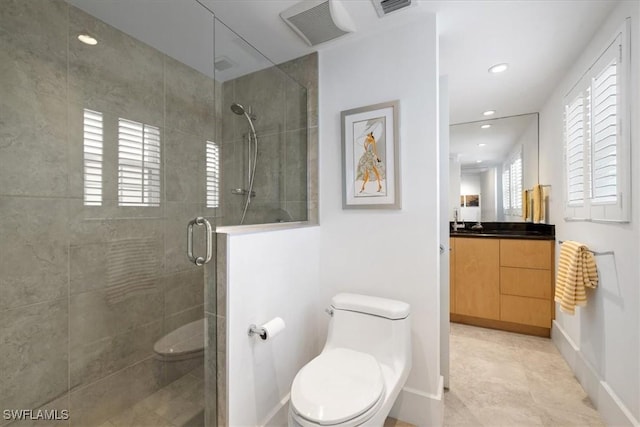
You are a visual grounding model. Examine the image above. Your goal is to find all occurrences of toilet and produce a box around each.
[289,293,411,427]
[153,318,205,362]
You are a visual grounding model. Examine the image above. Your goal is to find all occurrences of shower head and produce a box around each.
[230,102,257,138]
[230,103,246,116]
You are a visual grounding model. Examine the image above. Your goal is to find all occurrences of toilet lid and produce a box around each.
[291,348,384,425]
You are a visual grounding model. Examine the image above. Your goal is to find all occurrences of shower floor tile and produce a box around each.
[101,368,203,427]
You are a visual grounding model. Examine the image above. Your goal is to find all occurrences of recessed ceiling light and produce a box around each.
[78,34,98,45]
[478,143,486,147]
[483,110,496,116]
[481,124,491,129]
[476,160,483,163]
[488,63,509,73]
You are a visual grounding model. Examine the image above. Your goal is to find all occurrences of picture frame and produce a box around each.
[341,100,400,209]
[465,194,480,207]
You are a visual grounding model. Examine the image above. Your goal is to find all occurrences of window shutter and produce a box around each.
[564,95,585,206]
[502,168,510,212]
[590,58,617,203]
[562,22,629,222]
[118,119,161,207]
[83,109,103,206]
[206,141,220,209]
[511,156,523,212]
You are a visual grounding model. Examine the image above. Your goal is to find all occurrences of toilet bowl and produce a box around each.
[153,318,205,362]
[289,293,411,427]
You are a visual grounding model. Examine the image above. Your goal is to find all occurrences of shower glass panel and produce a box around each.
[215,19,309,226]
[0,1,215,426]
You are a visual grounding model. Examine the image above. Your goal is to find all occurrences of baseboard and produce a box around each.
[262,393,290,427]
[389,376,444,426]
[552,321,639,427]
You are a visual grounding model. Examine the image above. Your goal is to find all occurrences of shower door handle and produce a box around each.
[187,217,213,266]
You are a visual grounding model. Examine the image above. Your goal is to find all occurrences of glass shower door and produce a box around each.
[0,1,216,426]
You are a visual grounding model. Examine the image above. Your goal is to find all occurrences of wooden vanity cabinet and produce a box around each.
[451,238,500,320]
[450,237,555,336]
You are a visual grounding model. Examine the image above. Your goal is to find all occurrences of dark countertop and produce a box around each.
[449,222,555,240]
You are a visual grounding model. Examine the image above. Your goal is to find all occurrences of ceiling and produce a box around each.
[70,0,618,124]
[205,0,617,123]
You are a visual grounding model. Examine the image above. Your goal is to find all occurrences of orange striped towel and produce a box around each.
[554,240,598,314]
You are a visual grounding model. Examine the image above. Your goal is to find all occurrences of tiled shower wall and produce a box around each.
[0,1,215,425]
[219,53,317,225]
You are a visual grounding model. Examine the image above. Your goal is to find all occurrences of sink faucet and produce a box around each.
[452,209,465,231]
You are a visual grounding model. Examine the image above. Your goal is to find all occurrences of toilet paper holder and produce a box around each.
[247,317,286,341]
[247,324,267,340]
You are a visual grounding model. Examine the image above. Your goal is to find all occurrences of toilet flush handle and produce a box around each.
[325,307,334,317]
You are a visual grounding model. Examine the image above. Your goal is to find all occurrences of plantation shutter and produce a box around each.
[118,119,161,207]
[511,155,523,212]
[83,109,103,206]
[591,58,618,203]
[563,23,629,222]
[502,168,510,212]
[206,141,220,209]
[564,95,585,206]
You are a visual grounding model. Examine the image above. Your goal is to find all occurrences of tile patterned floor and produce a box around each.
[444,323,604,426]
[384,417,415,426]
[100,324,603,426]
[99,371,204,427]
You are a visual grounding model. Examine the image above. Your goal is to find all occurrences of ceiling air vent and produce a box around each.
[214,56,234,72]
[372,0,412,17]
[280,0,356,47]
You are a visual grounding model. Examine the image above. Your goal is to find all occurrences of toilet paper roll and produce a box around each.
[260,317,285,341]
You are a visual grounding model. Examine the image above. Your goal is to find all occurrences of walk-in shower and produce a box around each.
[0,1,309,426]
[230,102,258,225]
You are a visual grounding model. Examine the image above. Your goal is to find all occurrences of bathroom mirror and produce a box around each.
[449,113,539,222]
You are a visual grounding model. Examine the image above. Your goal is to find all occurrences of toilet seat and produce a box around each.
[291,348,385,425]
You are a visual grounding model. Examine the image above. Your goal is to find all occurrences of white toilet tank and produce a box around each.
[324,293,411,369]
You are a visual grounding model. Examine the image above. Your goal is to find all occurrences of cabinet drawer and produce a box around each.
[501,295,551,328]
[500,239,552,269]
[500,267,551,299]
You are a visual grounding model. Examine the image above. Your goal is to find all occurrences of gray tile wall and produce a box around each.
[219,52,318,226]
[0,2,215,426]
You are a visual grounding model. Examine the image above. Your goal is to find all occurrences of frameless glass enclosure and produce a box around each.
[0,1,308,426]
[215,19,309,226]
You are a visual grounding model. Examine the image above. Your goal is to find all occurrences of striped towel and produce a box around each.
[554,240,598,314]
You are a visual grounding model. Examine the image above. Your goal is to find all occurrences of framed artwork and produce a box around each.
[341,100,400,209]
[466,194,480,207]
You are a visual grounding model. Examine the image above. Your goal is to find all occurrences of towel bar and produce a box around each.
[557,240,614,256]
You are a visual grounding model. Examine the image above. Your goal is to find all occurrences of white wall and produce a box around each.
[439,76,450,390]
[318,14,443,426]
[521,117,539,192]
[539,2,640,425]
[480,168,497,222]
[223,226,321,426]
